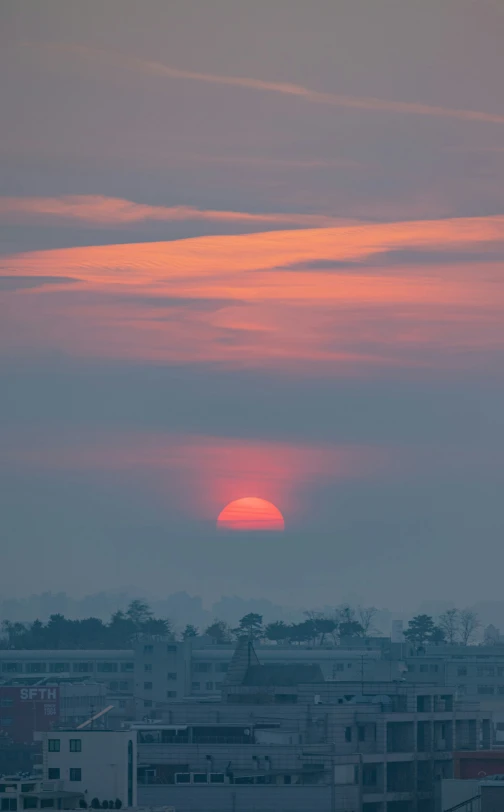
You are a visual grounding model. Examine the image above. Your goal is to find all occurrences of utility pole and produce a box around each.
[330,741,336,812]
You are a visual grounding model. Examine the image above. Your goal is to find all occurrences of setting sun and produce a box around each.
[217,497,285,531]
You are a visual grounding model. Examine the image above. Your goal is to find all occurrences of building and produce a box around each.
[0,651,135,727]
[0,682,108,744]
[0,775,83,810]
[131,640,492,812]
[36,730,137,808]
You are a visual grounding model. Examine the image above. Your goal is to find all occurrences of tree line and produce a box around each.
[0,600,483,650]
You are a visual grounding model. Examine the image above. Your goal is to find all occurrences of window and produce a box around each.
[119,700,127,709]
[144,700,152,708]
[194,662,211,673]
[121,662,134,672]
[216,663,228,673]
[347,663,352,669]
[167,645,177,653]
[478,666,495,677]
[144,682,153,690]
[69,739,82,752]
[26,663,46,674]
[358,726,366,742]
[49,663,69,673]
[144,664,152,672]
[457,667,467,676]
[144,645,153,654]
[345,726,352,742]
[205,682,213,690]
[97,662,117,673]
[498,667,504,677]
[166,691,177,698]
[73,662,93,673]
[40,802,53,810]
[478,685,495,695]
[363,765,377,787]
[167,672,177,680]
[0,699,13,708]
[193,774,207,784]
[0,718,12,726]
[21,786,35,794]
[420,664,429,673]
[23,799,37,810]
[2,800,17,811]
[210,773,225,783]
[69,768,81,782]
[191,682,200,691]
[430,665,439,673]
[175,774,190,784]
[48,739,60,752]
[47,769,60,780]
[1,663,21,673]
[119,681,129,691]
[334,663,344,673]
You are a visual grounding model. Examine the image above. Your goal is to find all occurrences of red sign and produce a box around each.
[0,687,60,743]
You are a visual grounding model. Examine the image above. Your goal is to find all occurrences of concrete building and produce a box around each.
[0,651,135,727]
[36,730,137,808]
[0,775,83,810]
[0,682,107,744]
[131,641,492,812]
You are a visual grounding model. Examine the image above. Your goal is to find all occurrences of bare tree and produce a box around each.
[438,609,460,645]
[357,606,378,637]
[459,609,480,645]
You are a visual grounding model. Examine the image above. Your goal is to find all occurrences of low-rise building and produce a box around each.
[36,730,137,809]
[0,775,83,810]
[131,641,492,812]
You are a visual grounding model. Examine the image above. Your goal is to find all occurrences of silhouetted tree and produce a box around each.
[404,614,444,646]
[357,606,378,637]
[234,613,264,640]
[265,621,291,643]
[126,600,153,628]
[459,609,480,645]
[204,619,233,644]
[438,609,460,645]
[182,624,199,640]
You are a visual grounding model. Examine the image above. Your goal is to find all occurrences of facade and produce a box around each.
[0,651,135,727]
[7,639,504,719]
[0,682,108,744]
[133,640,190,718]
[131,647,492,812]
[0,687,60,744]
[0,775,83,810]
[36,730,137,808]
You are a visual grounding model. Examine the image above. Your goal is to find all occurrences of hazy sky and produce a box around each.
[1,0,504,611]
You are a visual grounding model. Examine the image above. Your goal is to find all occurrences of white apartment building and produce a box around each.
[36,730,137,808]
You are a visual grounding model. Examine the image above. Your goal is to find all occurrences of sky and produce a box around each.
[1,0,504,612]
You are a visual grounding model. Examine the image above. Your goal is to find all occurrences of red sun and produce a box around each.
[217,497,285,531]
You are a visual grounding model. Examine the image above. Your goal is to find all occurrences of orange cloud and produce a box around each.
[1,215,503,371]
[0,195,356,229]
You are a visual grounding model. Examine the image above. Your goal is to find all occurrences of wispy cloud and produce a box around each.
[0,195,356,229]
[1,215,503,371]
[40,42,504,125]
